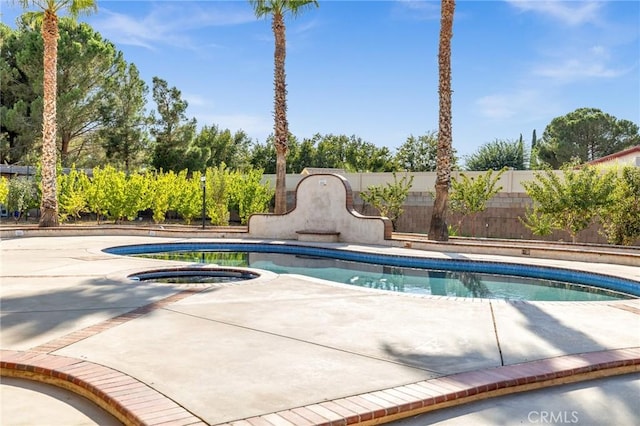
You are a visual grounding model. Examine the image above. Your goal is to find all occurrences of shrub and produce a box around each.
[228,168,274,224]
[521,163,616,243]
[58,165,89,222]
[360,172,414,230]
[205,164,230,226]
[7,176,38,222]
[173,170,203,225]
[449,168,506,236]
[599,166,640,245]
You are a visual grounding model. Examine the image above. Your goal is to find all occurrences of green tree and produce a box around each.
[449,168,506,236]
[465,137,528,171]
[367,146,396,172]
[599,166,640,245]
[429,0,455,241]
[536,108,640,168]
[99,62,149,173]
[287,136,315,173]
[530,128,544,170]
[1,18,140,168]
[395,131,440,172]
[149,77,197,172]
[0,21,42,164]
[55,19,121,165]
[360,172,414,231]
[193,125,253,171]
[249,0,319,214]
[14,0,97,227]
[286,133,395,173]
[3,17,119,165]
[343,135,392,172]
[314,134,348,169]
[521,163,616,243]
[249,138,277,173]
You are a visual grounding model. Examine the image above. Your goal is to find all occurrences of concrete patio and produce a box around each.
[1,235,639,425]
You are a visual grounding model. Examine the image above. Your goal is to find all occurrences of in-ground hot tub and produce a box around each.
[128,267,259,284]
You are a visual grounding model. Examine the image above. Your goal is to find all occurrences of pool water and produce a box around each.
[133,251,634,301]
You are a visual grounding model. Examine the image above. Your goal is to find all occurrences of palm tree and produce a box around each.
[249,0,318,214]
[428,0,455,241]
[15,0,96,227]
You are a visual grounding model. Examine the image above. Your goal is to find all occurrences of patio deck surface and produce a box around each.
[1,235,638,425]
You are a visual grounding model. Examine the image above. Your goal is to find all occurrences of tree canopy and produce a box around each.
[149,77,197,172]
[465,137,528,171]
[521,163,616,243]
[1,17,138,167]
[535,108,640,168]
[396,131,440,172]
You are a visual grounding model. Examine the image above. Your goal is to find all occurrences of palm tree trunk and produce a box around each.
[39,9,59,227]
[273,11,288,214]
[429,0,455,241]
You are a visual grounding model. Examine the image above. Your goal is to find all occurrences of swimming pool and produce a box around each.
[104,242,639,301]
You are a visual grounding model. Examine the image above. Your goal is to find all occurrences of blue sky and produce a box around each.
[2,0,639,160]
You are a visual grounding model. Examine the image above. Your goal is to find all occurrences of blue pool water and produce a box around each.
[104,242,639,301]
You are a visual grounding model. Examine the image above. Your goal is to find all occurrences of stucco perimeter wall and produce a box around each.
[248,174,392,245]
[264,170,547,194]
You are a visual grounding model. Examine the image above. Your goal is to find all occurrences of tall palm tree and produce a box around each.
[15,0,96,227]
[249,0,318,214]
[429,0,455,241]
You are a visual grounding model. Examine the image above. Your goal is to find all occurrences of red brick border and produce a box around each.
[219,347,640,426]
[1,349,205,426]
[2,288,209,425]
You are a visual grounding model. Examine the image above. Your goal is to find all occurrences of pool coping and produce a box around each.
[2,225,638,267]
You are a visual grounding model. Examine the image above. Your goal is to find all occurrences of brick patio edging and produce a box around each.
[1,287,210,425]
[219,347,640,426]
[1,347,638,426]
[0,349,206,426]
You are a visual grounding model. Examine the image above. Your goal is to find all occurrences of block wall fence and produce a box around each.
[266,170,610,244]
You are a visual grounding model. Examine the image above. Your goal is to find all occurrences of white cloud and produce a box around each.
[476,89,547,121]
[590,45,607,57]
[392,0,440,21]
[291,19,320,36]
[533,46,632,83]
[184,93,210,108]
[505,0,603,26]
[91,3,255,50]
[534,59,628,81]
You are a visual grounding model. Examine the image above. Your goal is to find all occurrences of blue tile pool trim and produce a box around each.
[104,242,640,298]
